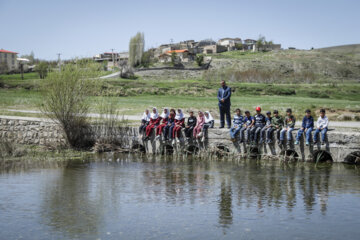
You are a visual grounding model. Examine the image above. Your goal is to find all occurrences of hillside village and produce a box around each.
[0,37,281,74]
[93,37,281,69]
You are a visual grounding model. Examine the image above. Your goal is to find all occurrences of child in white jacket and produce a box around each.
[314,109,329,145]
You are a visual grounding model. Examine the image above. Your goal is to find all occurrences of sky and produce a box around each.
[0,0,359,60]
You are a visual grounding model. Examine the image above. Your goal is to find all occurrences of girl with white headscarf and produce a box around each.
[202,111,215,136]
[145,107,161,140]
[156,108,170,139]
[172,109,185,141]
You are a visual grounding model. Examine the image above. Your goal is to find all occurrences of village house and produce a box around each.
[93,51,129,69]
[243,39,257,51]
[0,49,18,73]
[217,37,242,51]
[158,49,194,63]
[203,44,227,54]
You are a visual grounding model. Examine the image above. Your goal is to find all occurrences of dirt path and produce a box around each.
[2,109,360,128]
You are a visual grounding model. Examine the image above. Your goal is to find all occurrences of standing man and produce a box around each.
[217,80,231,128]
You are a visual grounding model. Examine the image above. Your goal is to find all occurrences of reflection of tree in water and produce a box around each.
[40,161,104,239]
[218,178,233,229]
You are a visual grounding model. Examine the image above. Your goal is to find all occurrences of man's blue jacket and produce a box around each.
[217,86,231,107]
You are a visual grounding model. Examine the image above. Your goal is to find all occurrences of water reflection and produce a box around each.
[1,154,360,239]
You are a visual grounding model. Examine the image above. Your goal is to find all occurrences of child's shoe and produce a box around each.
[313,141,318,144]
[321,141,325,145]
[155,135,160,140]
[294,140,299,145]
[305,141,309,146]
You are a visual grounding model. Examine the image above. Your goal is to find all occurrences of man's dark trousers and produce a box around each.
[219,105,231,128]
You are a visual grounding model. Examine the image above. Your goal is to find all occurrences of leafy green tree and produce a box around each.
[128,32,145,67]
[35,62,49,79]
[256,35,266,50]
[235,43,243,50]
[170,52,177,66]
[141,50,152,68]
[195,54,204,66]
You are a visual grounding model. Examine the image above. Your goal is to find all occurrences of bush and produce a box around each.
[307,91,330,98]
[35,62,49,79]
[92,101,129,152]
[40,63,101,149]
[265,86,296,95]
[195,54,204,67]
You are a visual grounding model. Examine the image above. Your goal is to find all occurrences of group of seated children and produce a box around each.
[139,107,215,143]
[139,107,329,146]
[229,107,329,146]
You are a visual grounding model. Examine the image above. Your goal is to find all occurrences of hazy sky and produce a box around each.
[1,0,359,60]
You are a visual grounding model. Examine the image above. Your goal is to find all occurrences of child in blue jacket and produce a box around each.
[230,108,244,141]
[295,109,314,146]
[240,110,254,143]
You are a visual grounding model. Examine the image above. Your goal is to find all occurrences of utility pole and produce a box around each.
[57,53,61,72]
[110,48,115,70]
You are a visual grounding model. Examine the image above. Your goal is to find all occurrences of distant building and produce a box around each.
[158,49,194,63]
[243,39,257,50]
[0,49,18,73]
[93,51,129,69]
[203,45,227,54]
[217,38,242,51]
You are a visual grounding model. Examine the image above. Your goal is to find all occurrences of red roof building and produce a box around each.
[0,49,18,54]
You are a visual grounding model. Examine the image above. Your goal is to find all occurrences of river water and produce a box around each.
[1,154,360,240]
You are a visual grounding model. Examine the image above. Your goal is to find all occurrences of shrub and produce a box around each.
[40,63,101,149]
[195,54,204,67]
[35,62,49,79]
[92,101,129,152]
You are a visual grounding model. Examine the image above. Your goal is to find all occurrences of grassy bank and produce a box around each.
[1,86,359,120]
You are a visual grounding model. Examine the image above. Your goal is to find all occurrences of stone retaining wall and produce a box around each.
[0,118,65,145]
[1,117,359,163]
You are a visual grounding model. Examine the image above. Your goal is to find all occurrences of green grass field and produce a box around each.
[1,62,360,121]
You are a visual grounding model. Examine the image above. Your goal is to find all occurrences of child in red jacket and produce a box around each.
[173,109,185,143]
[145,107,161,140]
[156,108,169,140]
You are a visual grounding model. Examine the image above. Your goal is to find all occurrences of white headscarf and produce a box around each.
[160,108,169,119]
[150,107,159,120]
[141,110,150,121]
[175,109,184,120]
[204,111,214,123]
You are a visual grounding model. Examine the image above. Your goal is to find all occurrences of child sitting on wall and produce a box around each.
[314,109,329,145]
[139,109,150,136]
[267,110,284,143]
[260,111,272,144]
[230,108,244,142]
[145,107,161,141]
[155,108,169,140]
[240,110,254,143]
[295,109,314,146]
[173,109,185,144]
[193,111,205,139]
[164,109,176,141]
[280,108,296,146]
[185,111,197,141]
[250,107,266,144]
